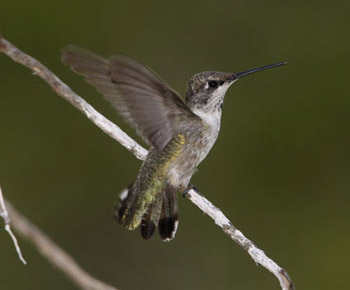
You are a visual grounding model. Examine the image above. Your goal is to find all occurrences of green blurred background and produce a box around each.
[0,0,349,289]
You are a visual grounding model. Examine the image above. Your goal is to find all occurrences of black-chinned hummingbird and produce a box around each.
[62,46,286,241]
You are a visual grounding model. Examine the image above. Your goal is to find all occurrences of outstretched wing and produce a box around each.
[62,46,197,151]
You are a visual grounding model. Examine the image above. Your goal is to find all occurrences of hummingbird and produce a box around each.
[62,46,286,241]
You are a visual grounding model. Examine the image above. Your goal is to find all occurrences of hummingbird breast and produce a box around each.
[167,109,222,188]
[136,108,221,192]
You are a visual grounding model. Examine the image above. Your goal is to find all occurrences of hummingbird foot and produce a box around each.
[182,184,199,198]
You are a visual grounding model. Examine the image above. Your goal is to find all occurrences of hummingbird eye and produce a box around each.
[208,80,218,88]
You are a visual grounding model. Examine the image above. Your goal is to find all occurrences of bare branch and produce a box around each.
[0,186,27,265]
[185,188,294,290]
[0,34,294,290]
[4,199,118,290]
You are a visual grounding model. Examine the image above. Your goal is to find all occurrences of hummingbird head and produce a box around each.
[185,62,287,113]
[185,71,235,113]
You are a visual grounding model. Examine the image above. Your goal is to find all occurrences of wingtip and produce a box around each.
[61,44,78,64]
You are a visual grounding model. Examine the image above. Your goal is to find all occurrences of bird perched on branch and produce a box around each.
[62,46,286,241]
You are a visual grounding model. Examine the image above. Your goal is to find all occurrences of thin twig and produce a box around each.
[5,200,118,290]
[0,186,27,265]
[0,34,294,290]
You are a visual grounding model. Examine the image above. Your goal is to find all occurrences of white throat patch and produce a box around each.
[193,108,222,133]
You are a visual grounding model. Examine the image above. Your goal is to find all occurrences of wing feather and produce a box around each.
[62,46,197,150]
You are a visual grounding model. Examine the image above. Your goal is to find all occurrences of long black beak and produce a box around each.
[234,61,287,79]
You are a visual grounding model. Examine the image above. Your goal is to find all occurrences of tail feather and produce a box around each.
[158,183,179,241]
[140,192,162,240]
[140,205,156,239]
[114,184,138,227]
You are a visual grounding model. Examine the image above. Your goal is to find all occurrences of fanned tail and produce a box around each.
[114,182,179,241]
[115,183,162,231]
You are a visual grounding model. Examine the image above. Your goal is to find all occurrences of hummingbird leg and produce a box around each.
[182,184,199,198]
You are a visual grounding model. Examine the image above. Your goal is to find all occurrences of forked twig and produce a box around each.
[0,186,26,265]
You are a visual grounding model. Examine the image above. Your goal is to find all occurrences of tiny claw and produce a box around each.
[183,184,199,197]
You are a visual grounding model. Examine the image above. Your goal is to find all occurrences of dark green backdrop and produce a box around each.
[0,0,349,289]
